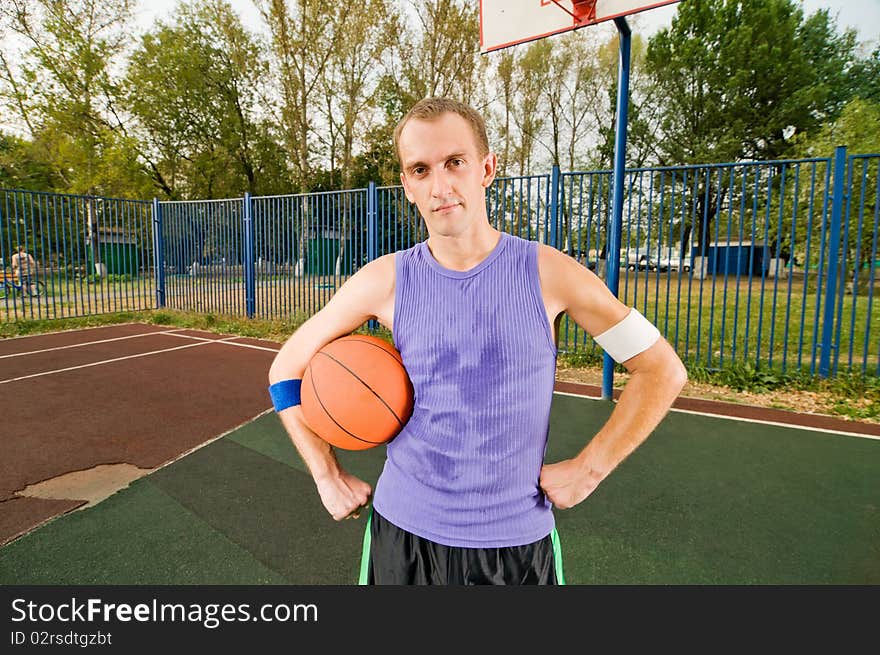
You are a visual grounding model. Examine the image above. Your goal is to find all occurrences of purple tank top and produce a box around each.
[372,232,558,548]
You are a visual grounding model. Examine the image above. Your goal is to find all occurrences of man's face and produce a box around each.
[398,112,497,239]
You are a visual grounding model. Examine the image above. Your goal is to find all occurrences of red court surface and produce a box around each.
[0,323,280,545]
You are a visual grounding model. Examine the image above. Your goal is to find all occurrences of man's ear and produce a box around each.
[482,152,498,188]
[400,172,415,203]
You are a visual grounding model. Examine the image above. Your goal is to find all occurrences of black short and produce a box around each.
[358,509,565,585]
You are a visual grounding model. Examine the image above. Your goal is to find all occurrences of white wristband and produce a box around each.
[593,308,660,363]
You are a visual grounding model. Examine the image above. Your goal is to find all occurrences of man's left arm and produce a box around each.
[537,246,688,510]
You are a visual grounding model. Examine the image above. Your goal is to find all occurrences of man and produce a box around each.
[11,245,36,284]
[268,97,687,585]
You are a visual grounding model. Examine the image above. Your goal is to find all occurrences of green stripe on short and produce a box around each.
[551,527,566,585]
[358,509,373,585]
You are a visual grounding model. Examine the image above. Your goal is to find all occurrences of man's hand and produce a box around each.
[314,469,373,521]
[539,458,604,510]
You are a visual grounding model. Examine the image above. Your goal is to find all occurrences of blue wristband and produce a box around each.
[269,379,302,412]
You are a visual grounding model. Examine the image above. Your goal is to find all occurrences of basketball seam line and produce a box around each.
[340,336,403,364]
[307,364,380,445]
[317,351,406,428]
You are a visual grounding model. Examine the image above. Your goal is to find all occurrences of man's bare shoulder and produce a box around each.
[338,252,395,298]
[536,243,630,332]
[355,252,395,282]
[536,243,595,287]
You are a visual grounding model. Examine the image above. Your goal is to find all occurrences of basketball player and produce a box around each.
[268,97,687,585]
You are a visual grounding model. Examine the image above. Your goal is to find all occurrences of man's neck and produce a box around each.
[426,223,501,272]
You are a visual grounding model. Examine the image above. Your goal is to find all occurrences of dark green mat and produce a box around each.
[148,438,371,584]
[0,481,286,584]
[2,395,878,584]
[548,395,880,584]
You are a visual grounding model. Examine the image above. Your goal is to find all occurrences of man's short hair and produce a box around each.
[394,97,490,165]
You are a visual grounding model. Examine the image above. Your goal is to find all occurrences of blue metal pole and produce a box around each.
[819,146,847,377]
[152,198,165,308]
[549,164,560,248]
[243,192,256,318]
[367,181,378,331]
[602,17,631,400]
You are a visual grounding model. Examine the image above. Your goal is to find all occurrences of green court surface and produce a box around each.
[1,394,877,585]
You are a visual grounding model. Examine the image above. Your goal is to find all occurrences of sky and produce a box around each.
[133,0,880,51]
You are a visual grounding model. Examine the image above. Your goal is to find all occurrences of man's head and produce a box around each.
[393,98,490,165]
[18,245,26,253]
[395,98,497,239]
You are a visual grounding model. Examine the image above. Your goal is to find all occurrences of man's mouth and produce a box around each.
[433,201,461,213]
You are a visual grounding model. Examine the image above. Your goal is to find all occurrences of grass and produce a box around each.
[8,268,877,376]
[560,269,879,375]
[3,306,877,422]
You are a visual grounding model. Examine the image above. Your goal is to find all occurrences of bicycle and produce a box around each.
[0,275,46,299]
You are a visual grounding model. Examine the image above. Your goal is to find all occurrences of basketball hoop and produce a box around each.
[572,1,598,23]
[548,0,597,24]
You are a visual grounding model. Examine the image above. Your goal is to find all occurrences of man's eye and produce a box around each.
[450,159,464,167]
[413,167,426,175]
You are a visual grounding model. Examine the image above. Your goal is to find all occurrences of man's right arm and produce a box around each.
[268,253,395,520]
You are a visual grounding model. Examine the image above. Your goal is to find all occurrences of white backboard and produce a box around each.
[480,1,681,53]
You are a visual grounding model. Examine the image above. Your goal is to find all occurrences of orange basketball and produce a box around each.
[301,334,414,450]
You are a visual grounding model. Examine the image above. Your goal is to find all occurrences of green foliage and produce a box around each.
[686,360,880,416]
[0,132,55,191]
[687,361,811,393]
[1,0,877,201]
[646,0,859,165]
[795,97,880,157]
[86,273,133,283]
[125,0,288,199]
[788,98,880,273]
[0,0,149,197]
[848,47,880,104]
[558,348,605,369]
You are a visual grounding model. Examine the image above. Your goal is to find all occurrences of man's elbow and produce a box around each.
[669,355,688,392]
[268,340,302,384]
[268,357,285,385]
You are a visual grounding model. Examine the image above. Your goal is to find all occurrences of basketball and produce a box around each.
[301,334,414,450]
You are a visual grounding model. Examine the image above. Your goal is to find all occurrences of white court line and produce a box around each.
[0,338,238,385]
[552,390,880,441]
[163,331,280,353]
[0,329,189,360]
[208,339,279,353]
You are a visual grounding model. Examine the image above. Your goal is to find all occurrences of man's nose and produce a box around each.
[431,169,453,197]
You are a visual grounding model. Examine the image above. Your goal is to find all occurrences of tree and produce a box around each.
[789,98,880,275]
[510,40,551,176]
[397,0,485,108]
[125,0,287,200]
[257,0,348,194]
[492,50,517,176]
[645,0,859,260]
[319,0,398,190]
[849,46,880,104]
[0,132,54,191]
[594,32,656,169]
[0,0,147,197]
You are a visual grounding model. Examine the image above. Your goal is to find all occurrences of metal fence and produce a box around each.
[3,146,878,378]
[1,191,154,323]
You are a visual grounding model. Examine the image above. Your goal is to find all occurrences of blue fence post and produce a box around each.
[367,181,378,331]
[819,145,847,377]
[548,165,560,249]
[602,17,632,400]
[243,192,256,319]
[152,198,165,308]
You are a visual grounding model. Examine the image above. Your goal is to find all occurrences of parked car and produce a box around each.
[657,251,691,272]
[623,252,657,271]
